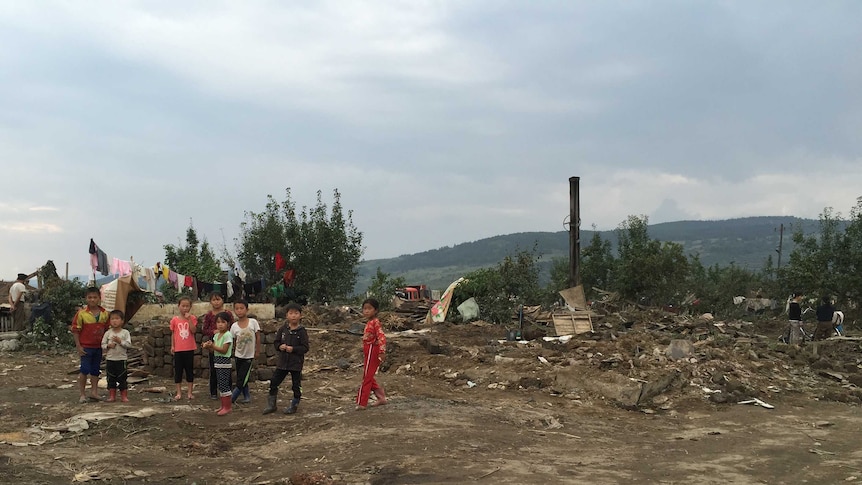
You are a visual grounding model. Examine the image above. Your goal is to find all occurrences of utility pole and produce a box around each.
[776,223,784,271]
[569,176,581,287]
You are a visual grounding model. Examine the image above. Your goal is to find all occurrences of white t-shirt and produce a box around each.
[230,318,260,359]
[9,282,26,305]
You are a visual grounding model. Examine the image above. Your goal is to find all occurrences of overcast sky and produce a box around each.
[2,1,861,279]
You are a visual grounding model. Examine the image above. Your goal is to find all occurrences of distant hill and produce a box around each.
[355,216,823,293]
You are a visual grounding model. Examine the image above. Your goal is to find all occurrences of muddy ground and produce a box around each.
[1,309,862,484]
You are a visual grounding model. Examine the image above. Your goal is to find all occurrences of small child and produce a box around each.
[71,287,110,403]
[203,311,234,416]
[230,300,261,404]
[170,296,198,400]
[101,309,132,402]
[202,292,230,400]
[356,298,387,410]
[263,303,309,415]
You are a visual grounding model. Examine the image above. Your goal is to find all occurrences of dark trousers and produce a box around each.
[269,368,302,399]
[813,320,835,340]
[235,357,253,390]
[173,350,195,383]
[106,360,128,390]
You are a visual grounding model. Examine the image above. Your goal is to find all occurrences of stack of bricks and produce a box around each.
[142,320,283,381]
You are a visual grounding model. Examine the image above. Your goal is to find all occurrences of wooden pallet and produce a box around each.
[552,311,593,336]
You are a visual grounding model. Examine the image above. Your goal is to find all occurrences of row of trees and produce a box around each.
[159,187,862,320]
[418,197,862,325]
[163,188,363,304]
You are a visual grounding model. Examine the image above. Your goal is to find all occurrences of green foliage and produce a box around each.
[615,215,690,304]
[580,229,616,299]
[545,257,570,304]
[454,248,542,324]
[164,222,222,283]
[21,317,76,349]
[237,188,364,303]
[780,198,862,308]
[366,268,406,311]
[20,272,87,349]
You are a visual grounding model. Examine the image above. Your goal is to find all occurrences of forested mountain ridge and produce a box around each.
[355,216,822,293]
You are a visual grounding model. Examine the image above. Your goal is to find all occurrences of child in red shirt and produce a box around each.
[170,296,198,400]
[356,298,387,410]
[71,287,110,403]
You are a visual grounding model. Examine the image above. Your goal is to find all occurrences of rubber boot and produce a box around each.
[284,397,300,414]
[120,389,129,402]
[262,394,277,415]
[231,387,242,404]
[217,396,232,416]
[107,389,117,403]
[242,386,252,404]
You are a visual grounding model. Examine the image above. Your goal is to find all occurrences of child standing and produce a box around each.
[356,298,387,410]
[263,303,309,415]
[71,287,110,403]
[101,310,132,402]
[203,311,234,416]
[170,296,198,400]
[230,300,261,404]
[202,292,230,400]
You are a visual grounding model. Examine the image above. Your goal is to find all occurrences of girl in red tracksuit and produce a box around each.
[356,298,387,410]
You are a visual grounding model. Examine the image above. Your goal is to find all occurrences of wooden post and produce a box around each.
[569,176,581,287]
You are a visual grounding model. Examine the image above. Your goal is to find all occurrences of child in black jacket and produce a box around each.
[263,303,310,415]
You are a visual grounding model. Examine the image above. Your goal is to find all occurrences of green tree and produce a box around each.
[366,268,406,310]
[454,248,542,324]
[615,215,689,304]
[21,261,87,349]
[580,228,616,298]
[237,188,364,303]
[782,207,844,300]
[164,222,222,283]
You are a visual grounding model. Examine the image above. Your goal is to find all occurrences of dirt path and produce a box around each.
[2,349,862,485]
[3,312,862,484]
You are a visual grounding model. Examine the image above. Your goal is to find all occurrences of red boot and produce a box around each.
[217,396,232,416]
[120,390,129,402]
[107,389,117,403]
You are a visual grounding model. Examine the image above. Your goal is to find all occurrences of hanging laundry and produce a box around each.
[144,267,157,292]
[190,277,198,300]
[284,268,296,287]
[244,280,263,298]
[162,265,170,281]
[199,281,214,298]
[184,275,194,289]
[113,259,132,276]
[88,239,98,273]
[226,280,234,299]
[269,282,285,299]
[275,252,286,272]
[176,273,186,291]
[237,267,247,282]
[168,270,178,289]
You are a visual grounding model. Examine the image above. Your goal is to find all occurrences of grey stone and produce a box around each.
[665,340,694,361]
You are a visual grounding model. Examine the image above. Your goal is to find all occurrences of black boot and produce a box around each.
[262,394,277,415]
[284,397,300,414]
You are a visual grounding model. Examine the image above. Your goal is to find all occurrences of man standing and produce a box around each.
[8,273,28,330]
[813,295,836,340]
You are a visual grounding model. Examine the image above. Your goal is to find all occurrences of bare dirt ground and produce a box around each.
[2,309,862,485]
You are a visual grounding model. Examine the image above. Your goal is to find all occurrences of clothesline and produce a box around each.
[87,238,270,300]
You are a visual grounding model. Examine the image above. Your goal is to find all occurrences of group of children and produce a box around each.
[71,288,388,414]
